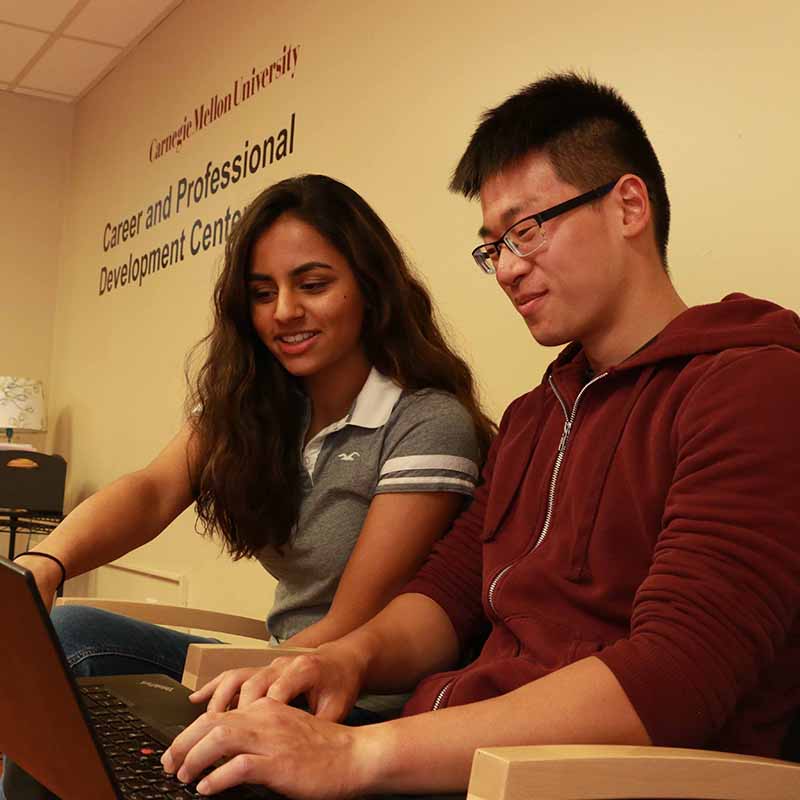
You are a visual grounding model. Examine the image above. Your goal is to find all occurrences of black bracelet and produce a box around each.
[13,552,67,593]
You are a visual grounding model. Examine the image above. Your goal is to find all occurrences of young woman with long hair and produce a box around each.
[12,174,494,725]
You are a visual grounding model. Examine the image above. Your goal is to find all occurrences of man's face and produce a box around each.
[479,151,625,351]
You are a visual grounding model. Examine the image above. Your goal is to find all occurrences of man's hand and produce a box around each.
[190,644,366,721]
[189,666,262,712]
[166,655,653,798]
[161,698,381,799]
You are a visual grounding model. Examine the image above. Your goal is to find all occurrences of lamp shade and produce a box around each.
[0,376,46,432]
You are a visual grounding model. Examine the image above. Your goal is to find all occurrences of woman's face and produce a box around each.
[248,214,368,384]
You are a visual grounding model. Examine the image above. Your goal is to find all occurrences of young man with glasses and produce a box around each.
[161,73,800,799]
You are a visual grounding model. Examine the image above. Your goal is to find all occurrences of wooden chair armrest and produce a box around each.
[182,643,315,690]
[55,597,269,641]
[466,744,800,800]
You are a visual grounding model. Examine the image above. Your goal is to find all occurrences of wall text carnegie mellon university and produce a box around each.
[148,43,300,163]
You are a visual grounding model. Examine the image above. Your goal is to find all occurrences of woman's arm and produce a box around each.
[283,490,464,648]
[14,420,198,607]
[286,389,481,649]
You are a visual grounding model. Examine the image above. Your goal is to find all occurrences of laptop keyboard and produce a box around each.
[79,685,263,799]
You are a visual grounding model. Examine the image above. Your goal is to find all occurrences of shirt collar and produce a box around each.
[302,367,403,453]
[346,367,403,429]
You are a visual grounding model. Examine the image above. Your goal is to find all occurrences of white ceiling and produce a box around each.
[0,0,184,103]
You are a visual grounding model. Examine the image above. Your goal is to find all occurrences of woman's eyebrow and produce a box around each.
[247,262,334,281]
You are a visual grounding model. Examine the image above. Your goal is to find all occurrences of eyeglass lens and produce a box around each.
[475,218,545,270]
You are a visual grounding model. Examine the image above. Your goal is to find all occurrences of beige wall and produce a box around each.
[0,92,74,453]
[36,0,800,617]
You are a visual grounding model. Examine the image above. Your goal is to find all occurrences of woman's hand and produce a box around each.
[161,698,380,799]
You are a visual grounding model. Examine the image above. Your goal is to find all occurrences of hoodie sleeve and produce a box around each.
[596,345,800,748]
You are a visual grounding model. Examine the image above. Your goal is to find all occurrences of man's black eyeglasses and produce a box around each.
[471,179,620,274]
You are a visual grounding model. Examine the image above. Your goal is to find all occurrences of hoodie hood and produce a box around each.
[552,294,800,376]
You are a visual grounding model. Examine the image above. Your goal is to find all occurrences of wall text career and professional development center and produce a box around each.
[97,113,296,297]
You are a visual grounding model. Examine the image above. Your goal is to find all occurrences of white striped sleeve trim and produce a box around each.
[380,455,479,479]
[376,476,477,490]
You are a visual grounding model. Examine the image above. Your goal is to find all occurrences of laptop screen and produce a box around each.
[0,557,119,799]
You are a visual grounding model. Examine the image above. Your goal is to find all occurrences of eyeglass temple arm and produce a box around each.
[536,179,619,224]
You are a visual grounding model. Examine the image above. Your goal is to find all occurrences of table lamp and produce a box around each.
[0,376,46,444]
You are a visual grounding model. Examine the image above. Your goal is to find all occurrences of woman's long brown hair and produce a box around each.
[187,174,495,558]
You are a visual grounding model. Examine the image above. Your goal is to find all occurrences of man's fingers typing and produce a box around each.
[195,753,268,796]
[263,654,323,705]
[162,711,222,775]
[188,673,224,704]
[237,669,278,708]
[174,724,248,785]
[203,668,258,712]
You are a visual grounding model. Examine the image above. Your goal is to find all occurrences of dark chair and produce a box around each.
[0,450,67,561]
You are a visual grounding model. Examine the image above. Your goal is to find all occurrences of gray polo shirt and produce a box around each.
[257,368,481,642]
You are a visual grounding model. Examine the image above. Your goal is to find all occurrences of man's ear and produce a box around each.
[616,174,650,240]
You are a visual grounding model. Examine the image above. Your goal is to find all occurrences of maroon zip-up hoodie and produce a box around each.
[402,294,800,757]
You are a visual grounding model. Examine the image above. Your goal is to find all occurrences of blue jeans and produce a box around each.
[2,605,383,798]
[51,603,223,679]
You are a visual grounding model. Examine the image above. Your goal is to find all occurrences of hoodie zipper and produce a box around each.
[432,679,453,710]
[433,372,608,712]
[486,372,608,618]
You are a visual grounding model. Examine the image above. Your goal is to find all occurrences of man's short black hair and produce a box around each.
[451,72,670,263]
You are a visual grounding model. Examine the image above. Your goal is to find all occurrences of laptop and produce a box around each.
[0,557,278,799]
